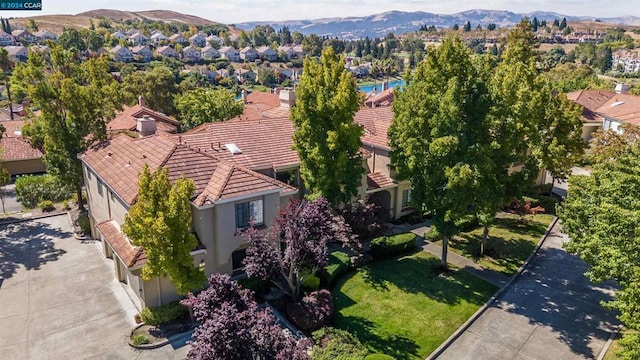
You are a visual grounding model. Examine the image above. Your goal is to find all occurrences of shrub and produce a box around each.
[424,227,441,242]
[287,289,333,332]
[132,334,150,346]
[140,301,187,326]
[38,200,55,212]
[528,195,558,215]
[237,276,271,296]
[302,273,321,293]
[62,200,71,210]
[76,213,91,235]
[369,233,417,259]
[340,200,382,242]
[311,327,369,360]
[319,251,350,286]
[15,174,73,209]
[365,355,396,360]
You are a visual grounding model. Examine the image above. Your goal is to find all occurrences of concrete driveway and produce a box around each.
[1,183,22,214]
[435,221,619,360]
[0,214,189,359]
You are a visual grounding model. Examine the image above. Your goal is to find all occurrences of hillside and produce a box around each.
[8,9,237,35]
[236,9,640,39]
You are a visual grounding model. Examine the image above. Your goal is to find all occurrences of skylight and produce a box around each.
[225,143,242,154]
[611,101,625,107]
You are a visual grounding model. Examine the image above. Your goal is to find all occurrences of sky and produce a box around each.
[5,0,640,24]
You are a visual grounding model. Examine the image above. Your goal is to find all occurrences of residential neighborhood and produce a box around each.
[1,4,639,360]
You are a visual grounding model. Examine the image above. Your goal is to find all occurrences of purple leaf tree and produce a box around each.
[181,274,309,360]
[244,197,351,301]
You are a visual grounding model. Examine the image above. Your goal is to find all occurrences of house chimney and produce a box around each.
[615,83,629,94]
[136,115,156,137]
[241,89,248,104]
[138,95,146,107]
[381,82,387,92]
[279,89,296,108]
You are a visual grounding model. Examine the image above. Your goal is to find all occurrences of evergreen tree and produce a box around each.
[532,17,539,32]
[553,18,560,27]
[291,47,363,205]
[452,23,459,31]
[559,17,567,30]
[600,46,613,73]
[122,165,206,295]
[463,21,472,32]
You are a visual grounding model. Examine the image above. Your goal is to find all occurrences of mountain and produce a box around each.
[236,9,640,38]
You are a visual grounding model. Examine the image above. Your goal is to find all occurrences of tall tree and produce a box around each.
[11,45,122,209]
[122,165,206,295]
[589,124,640,164]
[291,47,363,205]
[243,198,351,301]
[121,65,178,115]
[174,87,243,130]
[558,147,640,359]
[182,274,309,360]
[388,36,492,268]
[302,33,323,57]
[0,48,15,120]
[463,21,472,32]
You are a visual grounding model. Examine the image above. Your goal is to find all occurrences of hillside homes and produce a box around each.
[219,46,240,62]
[0,30,15,46]
[613,49,640,74]
[109,46,134,63]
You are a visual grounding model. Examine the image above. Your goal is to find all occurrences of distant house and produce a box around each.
[292,45,304,59]
[111,31,127,40]
[11,29,37,44]
[156,45,179,59]
[206,34,223,46]
[33,29,57,42]
[257,46,277,61]
[219,46,240,62]
[201,45,220,60]
[277,45,297,60]
[4,45,28,62]
[29,44,50,57]
[131,46,153,62]
[128,32,149,46]
[236,68,257,83]
[348,64,370,78]
[613,49,640,74]
[216,68,232,78]
[189,32,207,47]
[0,119,46,175]
[240,46,259,62]
[182,45,201,62]
[107,96,181,135]
[125,29,140,36]
[169,33,188,45]
[109,46,134,63]
[0,30,15,46]
[150,32,168,45]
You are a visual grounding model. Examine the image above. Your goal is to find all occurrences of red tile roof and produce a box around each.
[365,88,394,107]
[0,137,43,161]
[366,172,396,191]
[235,91,281,121]
[566,90,616,123]
[108,104,180,134]
[595,94,640,127]
[355,107,394,150]
[96,221,147,268]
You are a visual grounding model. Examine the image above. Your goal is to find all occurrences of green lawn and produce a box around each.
[332,251,498,359]
[442,214,555,276]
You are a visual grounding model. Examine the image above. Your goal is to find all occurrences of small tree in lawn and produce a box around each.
[122,165,206,295]
[182,273,309,360]
[243,197,351,301]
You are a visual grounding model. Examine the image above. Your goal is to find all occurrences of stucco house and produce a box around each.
[206,34,223,46]
[11,29,37,44]
[201,45,220,60]
[169,33,188,45]
[181,45,201,62]
[111,31,127,40]
[0,119,46,175]
[128,32,150,46]
[257,46,277,61]
[189,32,207,47]
[107,96,181,136]
[131,46,153,62]
[277,46,297,60]
[240,46,259,62]
[0,30,15,46]
[156,45,180,59]
[109,46,134,63]
[219,46,240,62]
[150,32,168,45]
[4,45,28,62]
[33,30,57,42]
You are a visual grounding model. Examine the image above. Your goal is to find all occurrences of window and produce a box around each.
[97,180,104,196]
[235,199,264,228]
[402,189,412,208]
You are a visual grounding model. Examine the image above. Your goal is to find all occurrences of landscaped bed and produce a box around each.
[440,213,555,275]
[332,251,497,359]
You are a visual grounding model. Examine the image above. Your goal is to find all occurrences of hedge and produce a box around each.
[140,301,187,326]
[15,174,73,209]
[369,233,417,259]
[319,251,350,286]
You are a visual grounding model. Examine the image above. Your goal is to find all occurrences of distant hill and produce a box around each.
[8,9,236,35]
[236,9,640,38]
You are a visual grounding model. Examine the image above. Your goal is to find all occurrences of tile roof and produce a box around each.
[595,93,640,127]
[108,104,180,134]
[0,137,43,161]
[235,91,282,121]
[0,109,22,122]
[355,106,393,150]
[96,221,146,268]
[566,90,616,123]
[366,172,396,191]
[365,88,394,107]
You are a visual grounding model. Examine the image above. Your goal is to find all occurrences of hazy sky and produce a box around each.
[6,0,640,24]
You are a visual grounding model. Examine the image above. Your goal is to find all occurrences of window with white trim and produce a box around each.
[235,199,264,228]
[401,189,412,208]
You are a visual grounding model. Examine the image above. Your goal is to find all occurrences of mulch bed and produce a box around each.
[131,320,197,346]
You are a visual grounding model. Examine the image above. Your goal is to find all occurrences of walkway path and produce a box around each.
[433,221,620,360]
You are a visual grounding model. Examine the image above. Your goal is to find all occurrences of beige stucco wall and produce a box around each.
[83,164,131,229]
[581,123,601,142]
[192,205,216,274]
[142,277,182,307]
[1,158,45,175]
[393,180,413,219]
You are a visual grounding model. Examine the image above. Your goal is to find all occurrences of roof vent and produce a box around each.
[225,143,242,154]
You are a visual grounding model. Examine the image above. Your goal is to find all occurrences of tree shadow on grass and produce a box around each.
[359,252,494,306]
[332,313,420,360]
[0,220,69,288]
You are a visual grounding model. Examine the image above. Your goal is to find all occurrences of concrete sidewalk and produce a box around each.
[432,221,620,360]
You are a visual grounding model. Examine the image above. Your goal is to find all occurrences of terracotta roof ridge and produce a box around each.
[213,161,236,200]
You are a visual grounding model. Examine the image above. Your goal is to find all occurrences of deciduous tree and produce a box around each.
[182,273,309,360]
[121,65,178,115]
[122,165,206,295]
[291,47,363,205]
[174,87,243,129]
[589,124,640,164]
[558,146,640,359]
[243,198,351,301]
[11,45,122,209]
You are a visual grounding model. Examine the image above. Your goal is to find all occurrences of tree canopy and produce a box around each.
[291,47,363,205]
[558,146,640,359]
[121,65,178,115]
[174,87,243,129]
[11,45,122,209]
[122,165,206,295]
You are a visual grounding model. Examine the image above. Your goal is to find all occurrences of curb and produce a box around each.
[596,326,622,360]
[128,323,196,350]
[426,216,559,360]
[0,211,70,226]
